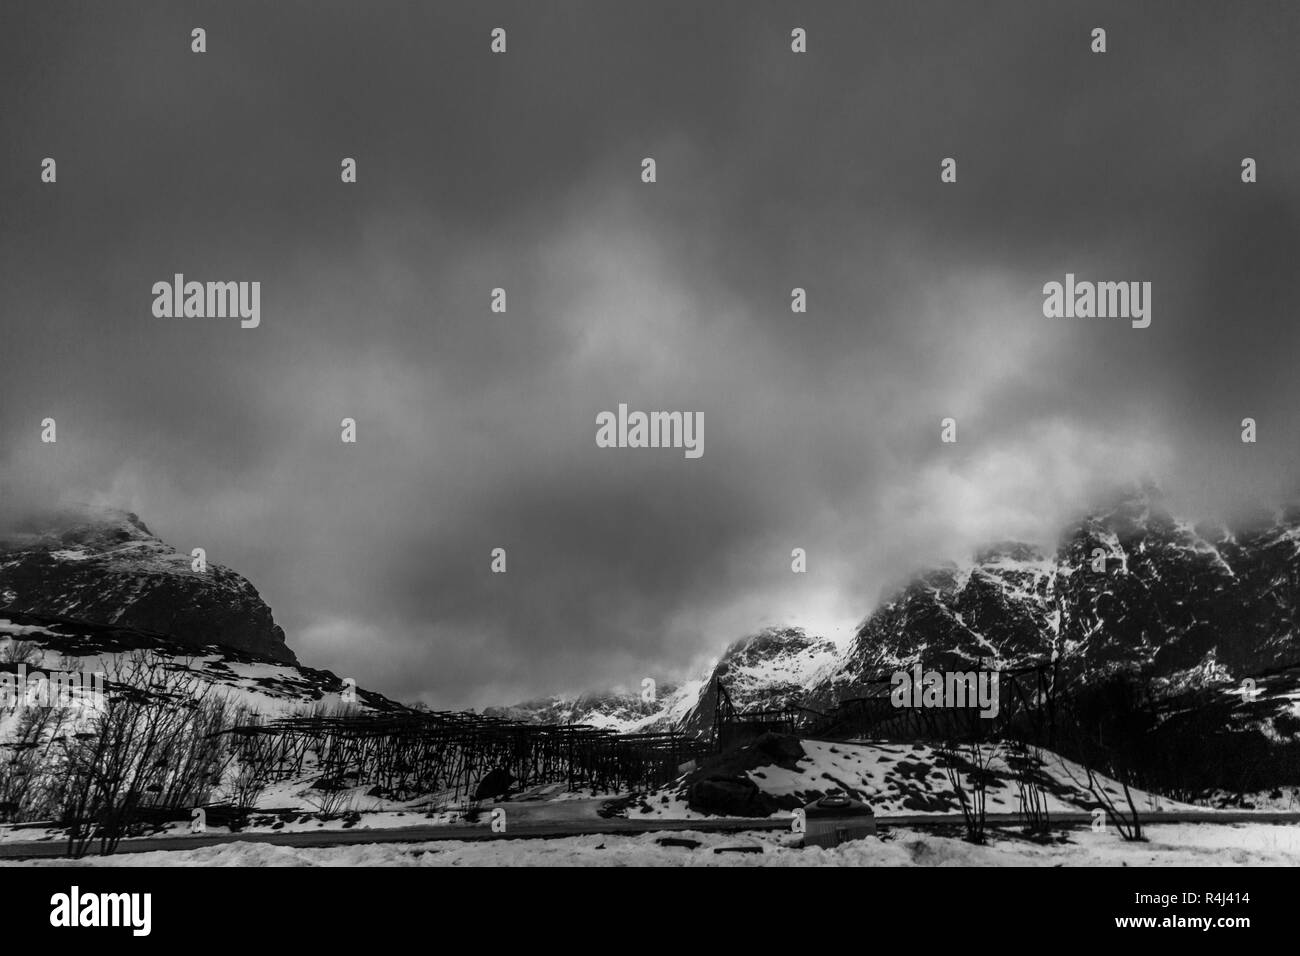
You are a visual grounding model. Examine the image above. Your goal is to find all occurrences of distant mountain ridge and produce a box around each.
[482,681,697,733]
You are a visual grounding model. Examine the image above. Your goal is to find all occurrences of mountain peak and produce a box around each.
[0,503,153,550]
[0,504,296,664]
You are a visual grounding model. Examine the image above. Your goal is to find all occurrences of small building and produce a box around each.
[802,789,876,848]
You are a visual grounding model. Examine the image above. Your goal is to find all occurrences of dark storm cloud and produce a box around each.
[2,1,1298,706]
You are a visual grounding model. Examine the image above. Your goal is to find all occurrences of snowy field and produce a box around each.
[3,823,1298,867]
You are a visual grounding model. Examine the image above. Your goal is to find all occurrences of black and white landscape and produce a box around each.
[2,1,1300,870]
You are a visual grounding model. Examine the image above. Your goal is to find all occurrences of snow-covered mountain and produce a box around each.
[0,505,296,664]
[493,485,1300,735]
[0,505,406,724]
[677,627,840,735]
[810,485,1300,710]
[809,542,1058,711]
[1054,490,1300,681]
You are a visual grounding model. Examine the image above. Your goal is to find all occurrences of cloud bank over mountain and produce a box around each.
[2,2,1298,707]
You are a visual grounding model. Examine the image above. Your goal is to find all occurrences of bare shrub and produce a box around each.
[1005,739,1051,838]
[304,778,353,819]
[1057,673,1154,842]
[937,739,998,844]
[1,640,41,665]
[57,652,236,856]
[0,705,75,822]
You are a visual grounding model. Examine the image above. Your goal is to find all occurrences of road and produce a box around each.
[2,809,1299,860]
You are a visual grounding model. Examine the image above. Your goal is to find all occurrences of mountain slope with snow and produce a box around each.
[0,610,397,723]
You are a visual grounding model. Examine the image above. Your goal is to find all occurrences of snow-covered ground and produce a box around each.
[624,737,1200,819]
[751,738,1196,814]
[4,823,1298,867]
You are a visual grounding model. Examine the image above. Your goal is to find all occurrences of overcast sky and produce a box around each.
[2,1,1298,707]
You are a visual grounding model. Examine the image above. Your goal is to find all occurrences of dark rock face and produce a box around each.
[0,506,297,664]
